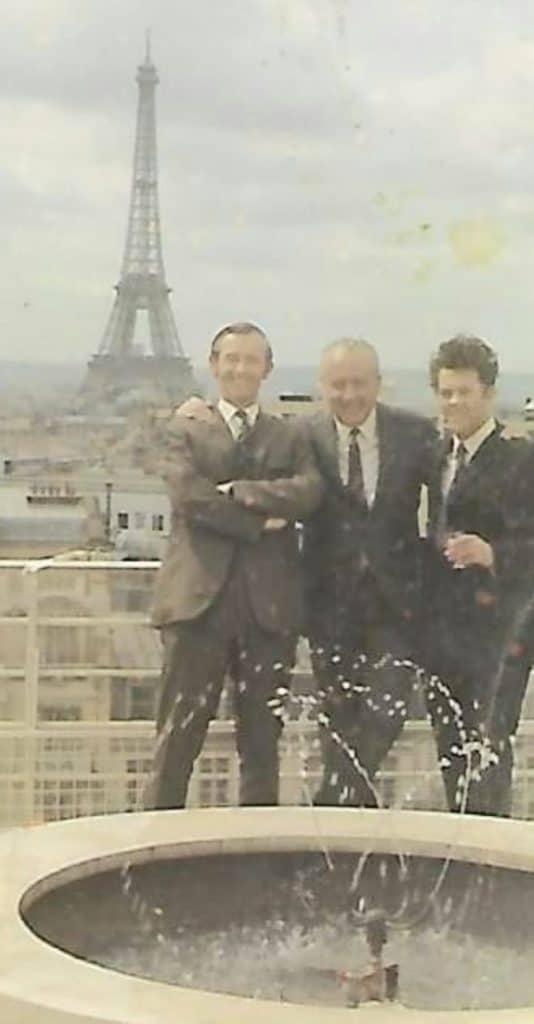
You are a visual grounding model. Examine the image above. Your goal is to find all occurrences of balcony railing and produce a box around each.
[0,558,532,827]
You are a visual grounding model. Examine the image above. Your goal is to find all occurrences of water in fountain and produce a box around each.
[25,843,534,1011]
[93,643,525,1010]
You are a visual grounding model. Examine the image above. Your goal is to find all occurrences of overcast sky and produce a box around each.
[2,0,534,370]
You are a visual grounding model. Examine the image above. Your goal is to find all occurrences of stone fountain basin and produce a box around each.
[3,808,534,1023]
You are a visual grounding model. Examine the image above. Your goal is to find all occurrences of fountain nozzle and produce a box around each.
[337,910,399,1007]
[365,909,387,959]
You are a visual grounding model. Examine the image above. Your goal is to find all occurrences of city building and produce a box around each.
[0,558,532,828]
[0,464,169,558]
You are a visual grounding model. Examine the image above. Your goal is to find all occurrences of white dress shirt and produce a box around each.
[442,417,496,496]
[335,407,379,507]
[218,398,260,440]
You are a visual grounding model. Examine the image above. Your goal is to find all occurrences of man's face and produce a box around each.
[319,348,381,426]
[436,368,495,439]
[209,331,271,407]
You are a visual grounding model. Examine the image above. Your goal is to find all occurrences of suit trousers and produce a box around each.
[311,572,414,807]
[423,603,521,817]
[147,562,296,810]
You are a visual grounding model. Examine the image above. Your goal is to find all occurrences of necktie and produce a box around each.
[448,441,468,496]
[347,427,367,506]
[437,441,468,542]
[232,409,253,475]
[232,408,250,442]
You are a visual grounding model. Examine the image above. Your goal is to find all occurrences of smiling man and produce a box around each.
[148,322,322,810]
[424,334,534,815]
[302,338,437,807]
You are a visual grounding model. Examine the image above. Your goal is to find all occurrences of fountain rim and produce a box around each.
[2,806,534,1023]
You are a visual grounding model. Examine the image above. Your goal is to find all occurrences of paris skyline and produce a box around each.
[3,0,534,372]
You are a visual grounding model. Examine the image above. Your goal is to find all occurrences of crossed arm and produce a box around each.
[160,421,322,542]
[161,427,266,542]
[229,425,324,522]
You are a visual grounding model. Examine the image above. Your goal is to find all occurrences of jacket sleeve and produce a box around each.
[230,420,324,521]
[161,425,266,543]
[420,417,441,486]
[493,444,534,589]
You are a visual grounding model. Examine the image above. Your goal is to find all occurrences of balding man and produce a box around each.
[302,339,437,807]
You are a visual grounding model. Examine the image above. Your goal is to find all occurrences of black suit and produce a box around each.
[423,425,534,815]
[302,403,437,806]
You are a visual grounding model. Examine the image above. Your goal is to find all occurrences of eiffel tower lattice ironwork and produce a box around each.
[83,36,197,408]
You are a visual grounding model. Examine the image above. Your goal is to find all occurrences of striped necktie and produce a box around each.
[232,408,250,442]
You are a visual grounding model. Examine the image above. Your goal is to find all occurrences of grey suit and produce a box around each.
[302,403,437,806]
[148,408,322,809]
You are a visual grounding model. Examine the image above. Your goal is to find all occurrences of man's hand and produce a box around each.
[173,396,213,422]
[263,517,288,532]
[502,420,527,440]
[214,497,287,530]
[444,533,494,570]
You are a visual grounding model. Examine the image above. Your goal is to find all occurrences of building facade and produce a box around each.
[0,558,533,828]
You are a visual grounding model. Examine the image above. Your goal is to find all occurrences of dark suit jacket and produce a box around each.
[151,409,323,633]
[426,423,534,622]
[302,403,438,641]
[424,425,534,672]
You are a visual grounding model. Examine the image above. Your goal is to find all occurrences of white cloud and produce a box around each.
[1,0,534,368]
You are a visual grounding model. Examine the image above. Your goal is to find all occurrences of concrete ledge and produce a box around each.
[2,807,534,1023]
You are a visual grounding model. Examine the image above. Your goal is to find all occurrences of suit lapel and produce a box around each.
[246,409,272,444]
[246,411,277,469]
[210,404,268,447]
[433,433,452,494]
[204,403,234,439]
[373,403,396,507]
[313,406,393,500]
[426,434,450,535]
[431,425,503,533]
[448,425,502,505]
[188,406,280,480]
[315,413,343,487]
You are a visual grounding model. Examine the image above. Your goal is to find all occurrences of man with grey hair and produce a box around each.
[303,338,437,807]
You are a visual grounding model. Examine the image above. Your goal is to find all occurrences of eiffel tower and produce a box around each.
[83,37,197,410]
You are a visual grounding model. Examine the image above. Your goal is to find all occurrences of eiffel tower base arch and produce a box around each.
[82,353,198,412]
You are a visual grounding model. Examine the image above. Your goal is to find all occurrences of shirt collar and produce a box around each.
[453,417,496,461]
[218,398,260,427]
[334,405,377,444]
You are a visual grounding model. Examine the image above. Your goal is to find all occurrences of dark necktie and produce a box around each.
[448,441,468,498]
[347,427,367,506]
[437,440,468,541]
